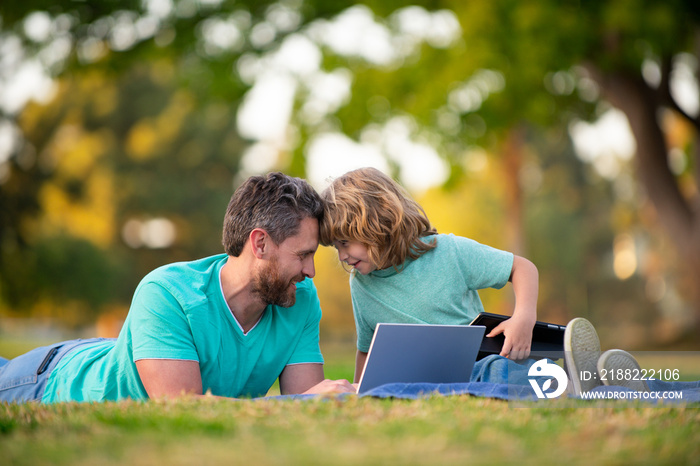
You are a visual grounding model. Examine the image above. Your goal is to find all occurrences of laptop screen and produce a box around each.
[357,323,486,394]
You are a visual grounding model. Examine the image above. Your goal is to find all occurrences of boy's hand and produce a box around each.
[487,316,534,361]
[498,255,538,360]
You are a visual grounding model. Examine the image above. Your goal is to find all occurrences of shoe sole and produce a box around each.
[563,318,602,396]
[597,349,650,392]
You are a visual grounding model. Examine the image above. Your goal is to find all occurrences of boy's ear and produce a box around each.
[249,228,269,259]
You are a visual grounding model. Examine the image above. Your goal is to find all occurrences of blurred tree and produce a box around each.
[1,0,699,344]
[2,61,248,323]
[0,0,352,325]
[579,1,700,334]
[308,0,700,340]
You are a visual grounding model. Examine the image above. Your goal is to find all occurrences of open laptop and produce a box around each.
[356,323,486,394]
[470,312,565,360]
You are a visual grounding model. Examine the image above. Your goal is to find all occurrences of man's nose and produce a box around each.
[302,256,316,279]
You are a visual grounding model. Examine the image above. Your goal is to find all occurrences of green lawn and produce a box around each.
[2,339,699,465]
[2,395,699,465]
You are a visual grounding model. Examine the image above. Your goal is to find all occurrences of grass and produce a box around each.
[2,339,700,465]
[2,395,699,465]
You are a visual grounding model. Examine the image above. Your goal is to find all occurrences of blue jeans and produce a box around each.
[471,354,541,385]
[647,379,700,391]
[0,338,106,403]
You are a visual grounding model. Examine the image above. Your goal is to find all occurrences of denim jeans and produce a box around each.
[471,354,542,385]
[0,338,106,403]
[648,379,700,391]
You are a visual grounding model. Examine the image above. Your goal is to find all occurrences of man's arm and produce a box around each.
[136,359,355,399]
[136,359,208,399]
[130,282,208,399]
[279,363,355,395]
[353,350,368,384]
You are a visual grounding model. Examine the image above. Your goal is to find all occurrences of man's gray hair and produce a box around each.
[222,172,323,257]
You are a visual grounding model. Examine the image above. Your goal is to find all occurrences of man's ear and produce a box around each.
[249,228,269,259]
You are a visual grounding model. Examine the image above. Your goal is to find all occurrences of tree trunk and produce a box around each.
[592,69,700,331]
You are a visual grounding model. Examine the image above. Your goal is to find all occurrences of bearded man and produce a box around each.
[0,173,355,403]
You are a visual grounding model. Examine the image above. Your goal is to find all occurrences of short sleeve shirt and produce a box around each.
[43,254,324,402]
[350,234,514,352]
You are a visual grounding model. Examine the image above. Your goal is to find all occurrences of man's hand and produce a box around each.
[279,363,356,395]
[302,378,357,395]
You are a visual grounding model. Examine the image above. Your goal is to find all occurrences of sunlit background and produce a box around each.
[1,0,699,352]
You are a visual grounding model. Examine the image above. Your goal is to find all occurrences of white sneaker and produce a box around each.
[564,318,602,396]
[597,349,650,392]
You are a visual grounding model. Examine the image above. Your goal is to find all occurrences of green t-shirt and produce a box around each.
[43,254,324,402]
[350,234,514,352]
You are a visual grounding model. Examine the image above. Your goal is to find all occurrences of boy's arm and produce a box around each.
[487,255,538,360]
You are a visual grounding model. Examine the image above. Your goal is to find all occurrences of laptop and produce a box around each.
[469,312,565,360]
[356,323,486,394]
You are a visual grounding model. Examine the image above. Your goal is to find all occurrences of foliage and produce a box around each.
[0,0,699,341]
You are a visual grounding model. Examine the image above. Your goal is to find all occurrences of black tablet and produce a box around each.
[470,312,565,360]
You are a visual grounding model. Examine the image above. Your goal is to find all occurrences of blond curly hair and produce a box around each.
[320,167,437,270]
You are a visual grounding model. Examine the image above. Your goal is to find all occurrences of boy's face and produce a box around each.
[332,240,375,274]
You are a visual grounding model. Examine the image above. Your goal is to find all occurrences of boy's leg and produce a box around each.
[0,356,9,368]
[471,354,543,385]
[471,355,512,384]
[563,318,602,396]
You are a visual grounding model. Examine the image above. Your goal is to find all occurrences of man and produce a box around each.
[0,172,355,403]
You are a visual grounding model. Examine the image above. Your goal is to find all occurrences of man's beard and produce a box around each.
[252,255,301,308]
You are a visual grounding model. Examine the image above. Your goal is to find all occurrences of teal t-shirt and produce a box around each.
[43,254,324,402]
[350,234,514,352]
